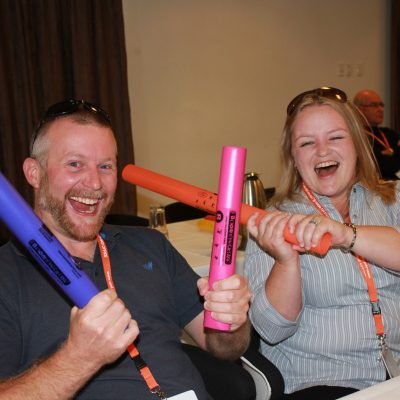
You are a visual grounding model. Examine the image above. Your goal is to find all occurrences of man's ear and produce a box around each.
[23,158,42,189]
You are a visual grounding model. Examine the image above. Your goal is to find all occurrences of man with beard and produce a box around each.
[0,100,253,400]
[353,89,400,180]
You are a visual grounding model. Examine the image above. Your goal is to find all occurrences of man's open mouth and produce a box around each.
[69,196,102,214]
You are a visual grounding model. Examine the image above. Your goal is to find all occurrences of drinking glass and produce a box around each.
[149,205,169,238]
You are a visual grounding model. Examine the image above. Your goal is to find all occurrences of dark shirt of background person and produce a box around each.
[354,89,400,180]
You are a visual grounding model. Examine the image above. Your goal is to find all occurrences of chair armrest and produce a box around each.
[240,355,272,400]
[241,329,284,400]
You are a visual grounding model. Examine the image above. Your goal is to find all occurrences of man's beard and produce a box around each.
[37,173,114,241]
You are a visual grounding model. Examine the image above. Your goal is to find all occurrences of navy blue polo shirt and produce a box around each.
[0,224,211,399]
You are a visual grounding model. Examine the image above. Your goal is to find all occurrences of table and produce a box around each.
[167,218,245,277]
[338,376,400,399]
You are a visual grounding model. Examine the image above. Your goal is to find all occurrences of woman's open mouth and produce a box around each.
[314,161,339,177]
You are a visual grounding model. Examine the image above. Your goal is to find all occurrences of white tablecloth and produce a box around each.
[338,376,400,399]
[167,218,245,277]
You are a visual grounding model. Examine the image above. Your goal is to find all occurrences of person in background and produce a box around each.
[0,100,253,400]
[245,87,400,400]
[353,89,400,180]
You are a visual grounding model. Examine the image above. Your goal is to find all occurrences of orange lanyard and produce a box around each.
[366,129,393,154]
[301,183,385,338]
[96,234,166,399]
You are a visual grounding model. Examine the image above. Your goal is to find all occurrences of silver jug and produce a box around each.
[242,172,267,210]
[238,172,267,250]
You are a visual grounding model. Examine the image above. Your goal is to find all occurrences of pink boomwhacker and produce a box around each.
[203,146,247,331]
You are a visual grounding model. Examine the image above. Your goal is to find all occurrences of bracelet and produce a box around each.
[343,222,357,253]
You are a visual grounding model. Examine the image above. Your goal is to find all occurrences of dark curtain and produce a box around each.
[390,0,400,132]
[0,0,136,243]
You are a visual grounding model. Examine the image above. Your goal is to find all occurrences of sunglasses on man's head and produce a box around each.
[31,99,111,152]
[286,86,347,116]
[37,99,111,128]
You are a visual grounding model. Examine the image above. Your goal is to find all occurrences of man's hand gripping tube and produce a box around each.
[203,146,246,331]
[0,172,99,308]
[122,165,331,255]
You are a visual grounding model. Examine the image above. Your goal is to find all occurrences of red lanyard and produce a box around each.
[96,234,166,399]
[301,183,385,337]
[366,129,393,154]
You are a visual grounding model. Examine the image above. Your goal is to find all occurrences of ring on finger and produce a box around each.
[309,219,319,225]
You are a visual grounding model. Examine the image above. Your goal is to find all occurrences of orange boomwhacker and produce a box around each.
[122,164,331,255]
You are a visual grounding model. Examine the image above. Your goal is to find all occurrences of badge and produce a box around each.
[168,390,198,400]
[381,346,400,378]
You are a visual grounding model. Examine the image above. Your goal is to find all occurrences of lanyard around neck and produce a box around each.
[96,234,166,399]
[301,183,385,338]
[366,128,393,154]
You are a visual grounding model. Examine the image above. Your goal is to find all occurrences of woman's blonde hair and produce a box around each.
[271,90,396,206]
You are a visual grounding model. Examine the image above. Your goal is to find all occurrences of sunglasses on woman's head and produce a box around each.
[286,87,347,116]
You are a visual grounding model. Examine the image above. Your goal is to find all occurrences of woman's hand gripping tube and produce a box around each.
[203,146,246,331]
[0,172,99,308]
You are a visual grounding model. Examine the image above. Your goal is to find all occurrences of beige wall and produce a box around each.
[122,0,389,217]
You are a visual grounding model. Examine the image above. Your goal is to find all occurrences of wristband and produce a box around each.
[343,222,357,253]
